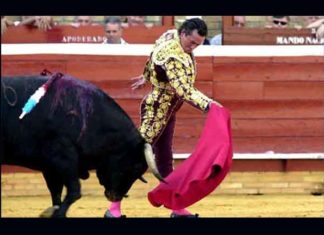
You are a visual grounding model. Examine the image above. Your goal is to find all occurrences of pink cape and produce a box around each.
[147,104,233,210]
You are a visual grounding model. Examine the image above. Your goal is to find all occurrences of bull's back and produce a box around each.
[1,75,143,164]
[1,76,50,166]
[1,76,50,135]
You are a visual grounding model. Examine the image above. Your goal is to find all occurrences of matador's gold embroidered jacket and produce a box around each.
[139,29,212,144]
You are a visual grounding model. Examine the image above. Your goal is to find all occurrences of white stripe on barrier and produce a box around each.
[174,153,324,160]
[2,44,324,57]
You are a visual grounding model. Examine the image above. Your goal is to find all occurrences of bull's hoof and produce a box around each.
[39,206,60,218]
[104,210,126,218]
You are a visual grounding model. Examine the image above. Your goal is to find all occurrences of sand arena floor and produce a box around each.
[2,194,323,218]
[2,174,323,218]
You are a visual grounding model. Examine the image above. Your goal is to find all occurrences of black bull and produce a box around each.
[1,74,163,217]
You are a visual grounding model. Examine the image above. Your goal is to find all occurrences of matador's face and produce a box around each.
[180,29,205,54]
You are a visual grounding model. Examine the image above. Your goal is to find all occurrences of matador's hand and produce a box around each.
[1,17,14,35]
[34,16,53,31]
[131,75,146,90]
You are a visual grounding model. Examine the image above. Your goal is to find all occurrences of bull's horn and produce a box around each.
[139,176,148,183]
[144,143,166,183]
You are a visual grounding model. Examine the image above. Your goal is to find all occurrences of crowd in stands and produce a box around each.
[70,16,96,27]
[265,16,290,28]
[210,16,246,45]
[2,16,324,42]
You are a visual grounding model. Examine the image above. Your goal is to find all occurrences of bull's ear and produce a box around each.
[139,176,148,183]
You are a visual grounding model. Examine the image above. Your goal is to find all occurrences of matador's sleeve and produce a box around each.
[165,58,212,112]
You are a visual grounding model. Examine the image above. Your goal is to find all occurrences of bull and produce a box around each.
[1,72,163,217]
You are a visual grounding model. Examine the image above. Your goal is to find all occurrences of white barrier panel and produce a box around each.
[174,153,324,160]
[2,44,324,57]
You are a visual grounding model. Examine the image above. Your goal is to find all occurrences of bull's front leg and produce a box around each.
[40,171,64,218]
[41,138,82,218]
[52,177,81,218]
[42,171,64,206]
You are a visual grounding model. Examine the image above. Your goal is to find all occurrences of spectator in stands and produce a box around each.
[104,18,222,218]
[103,16,127,44]
[266,16,290,28]
[316,23,324,40]
[210,16,246,45]
[122,16,153,28]
[18,16,54,31]
[307,18,324,40]
[71,16,94,27]
[304,16,321,27]
[104,15,122,23]
[127,16,145,26]
[1,16,14,35]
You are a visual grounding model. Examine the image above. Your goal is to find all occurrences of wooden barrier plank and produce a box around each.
[66,61,146,81]
[271,56,324,63]
[263,81,324,100]
[122,26,172,44]
[117,100,210,119]
[231,119,324,137]
[128,117,324,138]
[213,81,324,100]
[2,55,149,63]
[223,28,314,45]
[2,51,322,154]
[2,26,59,43]
[173,118,324,138]
[1,62,67,76]
[231,159,324,172]
[118,99,324,119]
[232,137,324,153]
[66,58,213,82]
[222,100,324,119]
[231,160,286,172]
[90,80,150,99]
[2,55,213,82]
[1,25,172,44]
[0,166,35,173]
[1,25,106,43]
[3,54,323,64]
[2,54,69,61]
[286,159,324,171]
[213,56,324,64]
[213,63,324,82]
[195,57,213,81]
[92,80,213,99]
[2,26,318,46]
[66,55,148,63]
[172,136,324,153]
[213,82,264,100]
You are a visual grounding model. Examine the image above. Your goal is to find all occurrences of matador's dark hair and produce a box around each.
[178,18,208,37]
